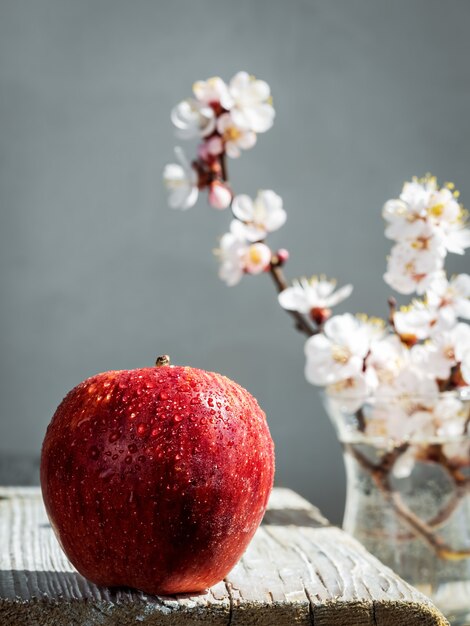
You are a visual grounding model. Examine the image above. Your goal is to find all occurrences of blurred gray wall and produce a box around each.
[1,0,469,523]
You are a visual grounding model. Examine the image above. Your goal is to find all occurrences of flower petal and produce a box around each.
[278,286,310,314]
[326,284,353,307]
[232,194,254,222]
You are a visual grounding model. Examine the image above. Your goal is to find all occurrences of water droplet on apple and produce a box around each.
[112,453,118,460]
[173,414,183,423]
[89,446,99,460]
[125,455,132,464]
[207,397,214,407]
[137,423,146,435]
[99,467,115,479]
[109,431,120,443]
[128,443,138,454]
[158,391,168,401]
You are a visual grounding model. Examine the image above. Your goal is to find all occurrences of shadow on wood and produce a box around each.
[262,507,329,528]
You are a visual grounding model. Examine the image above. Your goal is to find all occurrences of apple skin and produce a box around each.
[40,363,274,595]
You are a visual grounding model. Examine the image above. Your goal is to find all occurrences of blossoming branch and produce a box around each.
[163,73,470,430]
[163,72,352,338]
[163,72,470,559]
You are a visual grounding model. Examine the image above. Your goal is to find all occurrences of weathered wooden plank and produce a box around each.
[0,487,448,625]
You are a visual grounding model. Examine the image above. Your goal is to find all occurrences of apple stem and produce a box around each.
[155,355,171,367]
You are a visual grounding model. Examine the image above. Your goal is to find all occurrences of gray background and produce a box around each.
[1,0,469,523]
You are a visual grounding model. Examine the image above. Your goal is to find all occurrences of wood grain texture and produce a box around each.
[0,487,448,626]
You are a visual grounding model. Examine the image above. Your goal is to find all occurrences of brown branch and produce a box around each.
[387,296,396,330]
[355,407,366,432]
[269,264,317,337]
[220,152,227,182]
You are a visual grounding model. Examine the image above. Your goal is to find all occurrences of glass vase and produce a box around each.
[323,389,470,625]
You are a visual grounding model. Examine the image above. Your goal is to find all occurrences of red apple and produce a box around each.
[40,356,274,595]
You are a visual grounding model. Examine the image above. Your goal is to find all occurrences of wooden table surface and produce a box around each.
[0,486,448,626]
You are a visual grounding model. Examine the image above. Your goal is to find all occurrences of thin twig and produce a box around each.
[220,152,227,182]
[269,265,316,337]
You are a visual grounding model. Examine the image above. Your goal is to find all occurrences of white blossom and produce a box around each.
[383,177,462,243]
[384,242,444,295]
[222,71,275,133]
[374,366,439,408]
[216,113,257,158]
[217,233,245,286]
[453,325,470,372]
[192,76,230,106]
[439,391,470,462]
[443,439,470,465]
[416,324,470,380]
[442,226,470,255]
[383,178,435,241]
[383,177,470,297]
[389,411,435,443]
[365,334,410,389]
[326,374,368,413]
[278,277,353,316]
[163,147,198,210]
[304,314,373,386]
[425,185,470,254]
[383,177,470,298]
[216,233,271,286]
[426,274,470,326]
[427,185,460,222]
[462,350,470,384]
[171,99,216,139]
[231,190,286,242]
[393,301,438,342]
[435,395,468,436]
[391,394,468,476]
[243,242,271,274]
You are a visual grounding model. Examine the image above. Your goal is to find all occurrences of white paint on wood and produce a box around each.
[0,487,448,625]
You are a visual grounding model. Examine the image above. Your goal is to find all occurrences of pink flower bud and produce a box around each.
[273,248,289,266]
[197,142,210,161]
[206,136,223,156]
[208,181,232,210]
